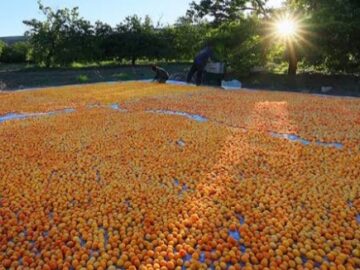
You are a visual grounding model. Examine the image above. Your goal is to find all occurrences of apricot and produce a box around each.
[0,82,359,270]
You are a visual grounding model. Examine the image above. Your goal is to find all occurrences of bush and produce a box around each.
[0,40,5,59]
[0,42,30,63]
[76,75,89,83]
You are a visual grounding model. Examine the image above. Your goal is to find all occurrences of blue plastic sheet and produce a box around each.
[301,255,308,264]
[147,110,208,122]
[237,214,245,225]
[316,141,343,149]
[0,108,75,124]
[174,179,180,186]
[184,254,192,262]
[176,139,186,148]
[174,178,188,195]
[110,103,120,110]
[228,230,240,241]
[166,80,189,86]
[270,132,343,149]
[181,254,193,270]
[109,103,128,112]
[199,252,206,263]
[221,80,242,90]
[80,236,86,247]
[0,113,37,123]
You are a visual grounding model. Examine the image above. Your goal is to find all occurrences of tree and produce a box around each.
[150,27,176,61]
[285,40,297,75]
[116,15,156,65]
[64,14,94,64]
[288,0,360,73]
[23,1,95,67]
[187,0,268,25]
[209,16,266,74]
[171,18,208,60]
[94,21,114,61]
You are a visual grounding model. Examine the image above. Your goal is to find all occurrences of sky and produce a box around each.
[0,0,284,37]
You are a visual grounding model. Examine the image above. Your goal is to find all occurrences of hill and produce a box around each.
[0,36,27,45]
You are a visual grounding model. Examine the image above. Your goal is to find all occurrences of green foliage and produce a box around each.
[76,74,89,83]
[187,0,268,25]
[93,21,114,61]
[209,17,266,74]
[171,18,209,60]
[0,42,30,63]
[23,1,94,67]
[288,0,360,73]
[0,40,5,59]
[114,15,157,65]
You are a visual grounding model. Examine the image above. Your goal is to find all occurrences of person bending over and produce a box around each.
[151,65,169,83]
[187,42,214,86]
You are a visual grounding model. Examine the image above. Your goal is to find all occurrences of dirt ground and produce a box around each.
[0,64,189,90]
[237,73,360,97]
[0,64,359,97]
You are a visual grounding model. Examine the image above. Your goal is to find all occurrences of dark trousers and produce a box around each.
[187,63,205,86]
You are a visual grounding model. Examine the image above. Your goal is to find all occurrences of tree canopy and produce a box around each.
[290,0,360,72]
[8,0,359,75]
[23,1,93,67]
[187,0,268,25]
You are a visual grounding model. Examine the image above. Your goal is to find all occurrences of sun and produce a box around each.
[272,14,300,40]
[276,19,297,37]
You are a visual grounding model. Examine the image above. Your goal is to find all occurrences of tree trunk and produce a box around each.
[287,40,298,76]
[288,54,298,76]
[131,56,136,66]
[45,53,52,68]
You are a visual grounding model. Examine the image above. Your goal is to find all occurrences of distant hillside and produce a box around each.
[0,36,27,45]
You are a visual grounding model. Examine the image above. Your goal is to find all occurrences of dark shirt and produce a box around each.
[195,46,213,66]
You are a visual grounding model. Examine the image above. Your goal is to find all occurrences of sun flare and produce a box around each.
[276,18,297,37]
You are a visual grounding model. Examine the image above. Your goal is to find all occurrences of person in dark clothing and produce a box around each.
[187,43,214,86]
[151,65,169,83]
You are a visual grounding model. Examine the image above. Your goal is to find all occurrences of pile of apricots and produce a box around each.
[0,82,359,270]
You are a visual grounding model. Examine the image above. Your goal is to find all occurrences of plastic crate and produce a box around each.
[205,62,225,74]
